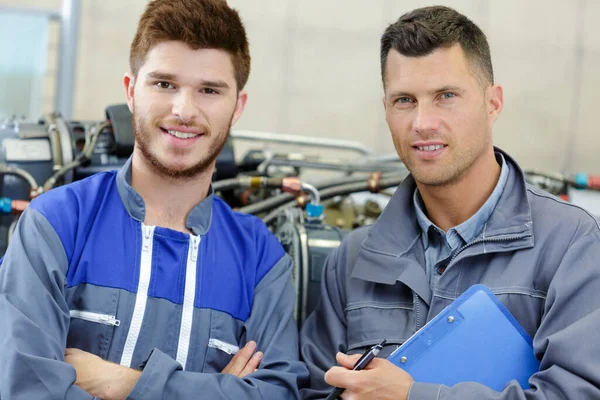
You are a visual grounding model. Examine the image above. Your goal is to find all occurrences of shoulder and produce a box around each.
[28,171,119,260]
[30,171,118,217]
[211,196,282,248]
[210,197,286,282]
[527,184,600,240]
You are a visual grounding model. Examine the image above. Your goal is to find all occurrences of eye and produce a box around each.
[202,88,219,95]
[441,92,456,100]
[155,81,174,89]
[396,97,414,104]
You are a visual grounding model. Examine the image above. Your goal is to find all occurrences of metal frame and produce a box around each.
[231,129,372,156]
[0,0,81,120]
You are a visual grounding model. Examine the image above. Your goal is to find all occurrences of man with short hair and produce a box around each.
[0,0,307,399]
[300,6,600,399]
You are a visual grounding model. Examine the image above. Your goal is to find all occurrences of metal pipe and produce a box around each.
[356,153,403,164]
[300,183,320,205]
[259,157,406,174]
[261,174,408,225]
[43,121,105,191]
[230,129,372,156]
[55,0,81,120]
[0,166,39,192]
[238,171,408,215]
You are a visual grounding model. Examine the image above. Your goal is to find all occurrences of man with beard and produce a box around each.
[0,0,307,399]
[300,6,600,400]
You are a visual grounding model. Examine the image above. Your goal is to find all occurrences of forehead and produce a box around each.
[384,44,476,93]
[140,41,235,83]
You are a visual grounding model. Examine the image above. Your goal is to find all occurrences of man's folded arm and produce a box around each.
[0,208,92,399]
[127,254,309,400]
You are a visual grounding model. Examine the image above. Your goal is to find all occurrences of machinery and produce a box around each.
[3,105,599,323]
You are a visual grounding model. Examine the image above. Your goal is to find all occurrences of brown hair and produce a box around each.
[380,6,493,87]
[130,0,250,90]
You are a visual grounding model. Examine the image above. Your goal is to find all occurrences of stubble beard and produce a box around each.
[402,126,491,188]
[132,109,233,180]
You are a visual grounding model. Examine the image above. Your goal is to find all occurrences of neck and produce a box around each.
[417,148,501,232]
[130,150,213,233]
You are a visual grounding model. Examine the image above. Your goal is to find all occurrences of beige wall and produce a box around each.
[2,0,599,173]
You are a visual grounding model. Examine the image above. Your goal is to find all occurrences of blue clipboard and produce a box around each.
[387,284,540,391]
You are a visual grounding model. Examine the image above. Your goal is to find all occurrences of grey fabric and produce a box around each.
[0,206,307,399]
[300,148,600,399]
[0,208,94,399]
[116,156,214,236]
[128,256,307,399]
[0,169,307,399]
[414,152,509,288]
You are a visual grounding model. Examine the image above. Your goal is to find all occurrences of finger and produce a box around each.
[222,341,256,375]
[335,352,362,369]
[64,348,80,356]
[362,357,388,370]
[341,391,357,400]
[324,366,362,389]
[239,351,263,377]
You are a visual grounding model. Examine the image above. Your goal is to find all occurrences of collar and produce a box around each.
[414,152,510,249]
[116,156,214,236]
[350,147,534,302]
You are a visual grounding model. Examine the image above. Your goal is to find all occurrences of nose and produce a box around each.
[413,103,441,134]
[171,89,199,123]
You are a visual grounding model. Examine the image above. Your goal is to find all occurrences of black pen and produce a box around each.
[325,339,387,400]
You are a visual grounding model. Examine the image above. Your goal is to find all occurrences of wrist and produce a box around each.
[101,363,142,400]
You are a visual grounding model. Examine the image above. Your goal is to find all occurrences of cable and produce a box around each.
[0,166,39,191]
[261,173,408,225]
[239,171,408,215]
[43,121,107,191]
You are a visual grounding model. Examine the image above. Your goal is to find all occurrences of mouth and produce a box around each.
[413,144,447,152]
[160,127,203,139]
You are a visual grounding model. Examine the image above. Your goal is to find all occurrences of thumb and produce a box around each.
[336,352,362,369]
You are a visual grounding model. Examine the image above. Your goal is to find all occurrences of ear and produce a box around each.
[230,90,248,127]
[487,84,503,123]
[123,73,135,112]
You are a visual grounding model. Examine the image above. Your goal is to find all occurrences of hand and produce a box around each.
[221,340,263,378]
[65,348,140,400]
[324,352,414,400]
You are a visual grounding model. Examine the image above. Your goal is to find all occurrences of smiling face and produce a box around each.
[383,44,502,187]
[124,40,247,179]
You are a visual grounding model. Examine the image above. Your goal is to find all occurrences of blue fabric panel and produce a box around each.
[197,198,285,321]
[29,176,285,321]
[31,172,140,292]
[149,227,188,304]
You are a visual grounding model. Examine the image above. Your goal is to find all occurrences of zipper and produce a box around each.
[175,234,201,370]
[413,291,422,331]
[421,233,530,324]
[70,310,120,327]
[120,224,155,368]
[190,235,199,263]
[208,338,240,355]
[447,233,529,269]
[143,224,152,252]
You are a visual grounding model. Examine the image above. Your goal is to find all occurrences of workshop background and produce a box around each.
[0,0,598,173]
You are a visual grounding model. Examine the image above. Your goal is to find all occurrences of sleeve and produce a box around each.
[409,231,600,400]
[126,254,309,400]
[0,208,93,399]
[299,246,349,400]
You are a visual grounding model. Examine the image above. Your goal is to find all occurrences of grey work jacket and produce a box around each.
[0,159,308,399]
[300,150,600,399]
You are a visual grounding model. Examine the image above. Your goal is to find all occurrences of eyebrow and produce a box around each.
[146,71,230,90]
